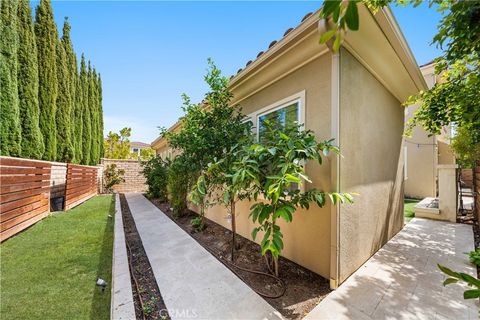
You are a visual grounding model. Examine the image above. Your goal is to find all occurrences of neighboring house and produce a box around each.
[404,62,456,199]
[130,141,151,157]
[152,6,426,288]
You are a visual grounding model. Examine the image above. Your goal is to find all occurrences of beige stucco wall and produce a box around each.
[404,103,437,199]
[404,63,456,199]
[203,54,334,278]
[337,49,405,283]
[438,141,455,165]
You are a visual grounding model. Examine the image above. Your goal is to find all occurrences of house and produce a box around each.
[404,61,456,199]
[130,141,151,157]
[152,5,427,288]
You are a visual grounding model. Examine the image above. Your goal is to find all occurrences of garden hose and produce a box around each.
[157,204,287,299]
[125,239,148,320]
[202,245,287,299]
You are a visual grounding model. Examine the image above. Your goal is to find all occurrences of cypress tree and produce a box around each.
[98,74,104,159]
[0,0,22,156]
[17,0,44,159]
[62,18,79,163]
[88,64,98,165]
[35,0,58,160]
[90,68,100,164]
[74,66,83,163]
[55,34,73,162]
[80,55,91,165]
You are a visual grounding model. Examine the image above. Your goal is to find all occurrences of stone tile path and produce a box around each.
[305,218,479,319]
[124,193,282,320]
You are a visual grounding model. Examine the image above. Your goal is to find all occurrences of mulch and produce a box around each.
[149,198,331,320]
[120,194,170,320]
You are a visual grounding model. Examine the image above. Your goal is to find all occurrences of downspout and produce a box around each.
[319,18,341,289]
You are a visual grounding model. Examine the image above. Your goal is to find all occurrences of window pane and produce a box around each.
[258,102,298,143]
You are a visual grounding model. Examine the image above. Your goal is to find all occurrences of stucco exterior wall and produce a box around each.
[438,141,455,165]
[403,63,456,199]
[202,54,334,278]
[337,49,405,283]
[404,103,437,199]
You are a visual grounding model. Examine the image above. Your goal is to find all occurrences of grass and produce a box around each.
[0,195,114,320]
[404,198,420,223]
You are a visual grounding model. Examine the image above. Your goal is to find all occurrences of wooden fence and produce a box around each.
[0,157,51,242]
[64,164,98,210]
[475,166,480,222]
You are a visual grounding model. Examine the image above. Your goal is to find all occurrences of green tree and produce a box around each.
[35,0,58,160]
[89,65,99,165]
[142,156,169,201]
[191,128,253,259]
[62,17,79,163]
[17,0,44,159]
[80,55,91,165]
[162,59,248,215]
[0,0,22,156]
[103,127,131,159]
[319,0,480,164]
[73,64,83,163]
[451,126,480,169]
[55,29,73,162]
[98,74,104,159]
[236,122,353,276]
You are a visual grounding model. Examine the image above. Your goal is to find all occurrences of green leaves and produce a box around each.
[319,29,336,44]
[438,264,480,300]
[345,1,359,31]
[243,121,355,272]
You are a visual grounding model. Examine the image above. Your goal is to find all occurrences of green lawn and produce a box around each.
[1,195,114,320]
[404,198,420,222]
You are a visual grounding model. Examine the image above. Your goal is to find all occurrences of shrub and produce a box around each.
[142,156,169,201]
[232,122,354,276]
[103,164,125,193]
[468,249,480,267]
[167,155,194,217]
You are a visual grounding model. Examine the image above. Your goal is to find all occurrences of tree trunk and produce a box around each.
[273,257,279,277]
[230,197,236,261]
[272,217,279,277]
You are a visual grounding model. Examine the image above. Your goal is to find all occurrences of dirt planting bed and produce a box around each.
[120,194,170,320]
[149,198,330,320]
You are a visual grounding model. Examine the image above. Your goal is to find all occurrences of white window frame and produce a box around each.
[245,91,307,193]
[247,90,306,142]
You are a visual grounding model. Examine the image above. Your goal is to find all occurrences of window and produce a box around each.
[258,102,299,143]
[133,148,139,152]
[246,92,305,192]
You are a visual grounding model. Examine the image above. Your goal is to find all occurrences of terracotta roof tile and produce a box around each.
[233,10,317,77]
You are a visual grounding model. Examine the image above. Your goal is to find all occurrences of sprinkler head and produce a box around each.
[96,278,108,292]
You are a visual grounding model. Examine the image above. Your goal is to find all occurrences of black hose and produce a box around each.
[201,243,286,299]
[125,238,147,320]
[149,202,287,299]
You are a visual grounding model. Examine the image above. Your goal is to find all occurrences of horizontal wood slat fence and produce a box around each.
[0,157,51,242]
[475,166,479,222]
[64,164,98,210]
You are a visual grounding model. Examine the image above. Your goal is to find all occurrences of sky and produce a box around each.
[36,1,444,143]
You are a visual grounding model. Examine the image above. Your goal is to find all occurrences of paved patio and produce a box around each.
[305,218,478,319]
[124,193,282,320]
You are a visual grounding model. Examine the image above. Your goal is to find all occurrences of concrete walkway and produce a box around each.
[124,193,282,320]
[305,218,479,320]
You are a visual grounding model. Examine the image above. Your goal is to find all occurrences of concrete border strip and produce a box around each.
[111,193,136,320]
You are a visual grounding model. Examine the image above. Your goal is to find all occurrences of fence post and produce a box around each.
[438,164,458,222]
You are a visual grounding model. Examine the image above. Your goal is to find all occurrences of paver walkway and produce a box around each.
[305,218,479,319]
[125,193,282,320]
